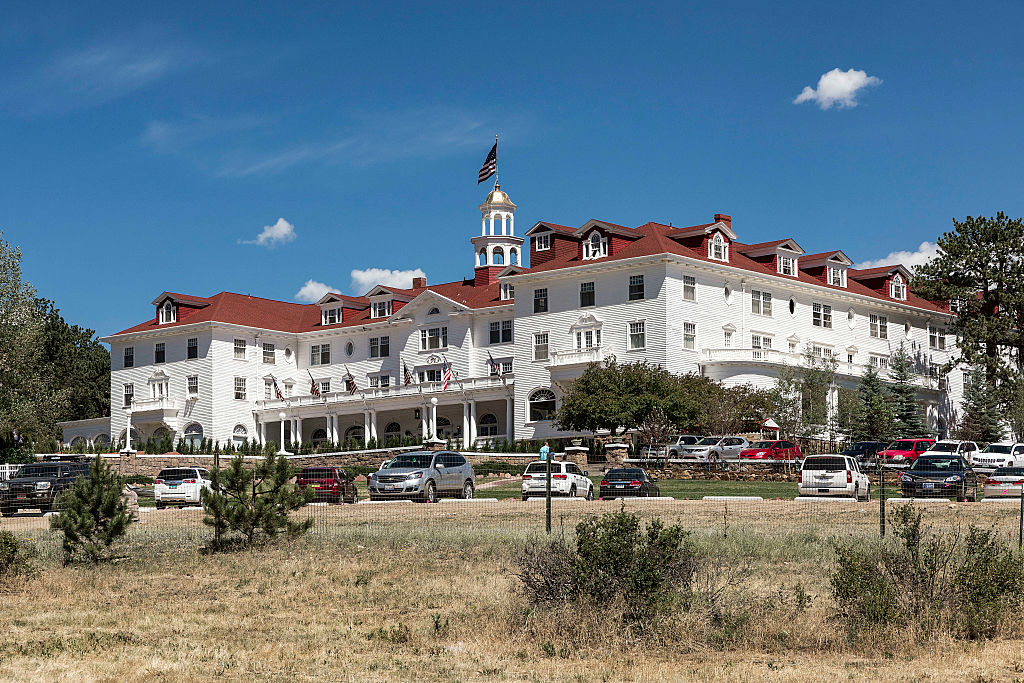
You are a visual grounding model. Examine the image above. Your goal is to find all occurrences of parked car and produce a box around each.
[296,467,358,504]
[665,435,703,459]
[368,451,474,502]
[599,468,660,498]
[973,442,1024,470]
[982,467,1024,499]
[154,467,213,508]
[0,461,89,514]
[898,456,978,501]
[680,436,749,462]
[739,440,802,461]
[839,441,889,465]
[920,440,981,465]
[878,438,936,464]
[521,460,593,500]
[798,455,871,500]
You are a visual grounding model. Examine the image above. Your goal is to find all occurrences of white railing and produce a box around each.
[130,396,180,412]
[0,463,23,481]
[549,347,604,367]
[256,374,513,411]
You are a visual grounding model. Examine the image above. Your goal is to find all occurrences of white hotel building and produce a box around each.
[62,185,960,450]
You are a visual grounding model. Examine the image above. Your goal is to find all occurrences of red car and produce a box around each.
[878,438,935,464]
[296,467,359,504]
[739,440,802,461]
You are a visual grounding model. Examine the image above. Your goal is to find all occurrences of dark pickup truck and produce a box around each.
[0,461,89,514]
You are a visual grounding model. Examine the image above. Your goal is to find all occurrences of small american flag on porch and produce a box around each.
[308,371,321,398]
[441,360,452,391]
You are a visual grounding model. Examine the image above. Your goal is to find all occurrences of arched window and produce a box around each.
[183,423,204,448]
[94,433,110,449]
[384,422,402,441]
[428,307,440,315]
[583,232,607,259]
[509,248,518,265]
[118,428,139,448]
[69,436,84,448]
[233,425,248,448]
[493,246,505,265]
[890,274,907,300]
[709,233,728,261]
[436,416,452,437]
[310,428,328,446]
[152,427,170,441]
[344,425,364,443]
[479,413,498,437]
[529,389,557,422]
[478,249,487,266]
[160,300,176,324]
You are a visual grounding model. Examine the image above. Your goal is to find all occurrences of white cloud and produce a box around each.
[794,68,881,110]
[295,279,336,303]
[350,268,427,295]
[240,218,296,247]
[858,241,939,270]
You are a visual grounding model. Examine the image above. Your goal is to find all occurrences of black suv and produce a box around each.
[0,461,89,514]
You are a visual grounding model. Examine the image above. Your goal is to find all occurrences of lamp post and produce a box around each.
[430,397,438,440]
[278,411,291,455]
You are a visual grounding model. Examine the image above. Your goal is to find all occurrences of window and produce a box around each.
[752,334,772,360]
[533,332,549,361]
[929,326,946,350]
[384,422,402,442]
[234,377,246,400]
[828,267,846,287]
[427,307,440,316]
[580,281,595,307]
[123,347,134,368]
[264,380,272,399]
[489,320,513,344]
[751,290,772,316]
[234,338,246,360]
[183,423,203,448]
[533,288,548,313]
[683,275,696,302]
[890,274,907,300]
[709,233,728,261]
[575,329,601,350]
[789,340,797,353]
[187,375,198,395]
[812,303,832,328]
[149,342,163,364]
[370,336,390,358]
[529,389,557,422]
[500,282,514,300]
[724,330,733,347]
[628,321,646,350]
[487,359,513,376]
[812,345,833,359]
[187,338,198,359]
[371,300,392,318]
[310,343,331,365]
[421,369,442,383]
[123,383,134,407]
[323,308,338,325]
[683,322,696,350]
[870,315,888,339]
[420,327,448,350]
[870,355,889,370]
[778,255,797,276]
[262,343,275,364]
[478,413,498,436]
[320,380,331,394]
[847,353,855,363]
[583,232,607,259]
[159,300,176,324]
[628,275,645,301]
[535,233,551,251]
[369,375,390,388]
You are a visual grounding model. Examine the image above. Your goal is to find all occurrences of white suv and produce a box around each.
[973,442,1024,470]
[798,455,871,501]
[521,461,594,501]
[154,467,213,508]
[921,440,981,465]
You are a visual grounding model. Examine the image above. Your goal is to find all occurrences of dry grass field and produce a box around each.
[2,499,1024,682]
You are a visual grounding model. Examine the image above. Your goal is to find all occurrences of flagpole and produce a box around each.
[493,134,499,189]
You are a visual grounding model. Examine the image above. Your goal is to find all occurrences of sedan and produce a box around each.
[739,440,802,461]
[982,467,1024,499]
[898,456,978,501]
[599,468,660,499]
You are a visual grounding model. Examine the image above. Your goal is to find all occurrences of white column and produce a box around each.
[430,401,438,438]
[481,217,486,236]
[469,401,478,444]
[329,415,337,443]
[489,213,495,236]
[260,421,267,445]
[509,213,515,235]
[363,411,371,443]
[421,407,428,438]
[296,417,303,444]
[370,411,378,441]
[501,213,508,236]
[506,398,514,442]
[462,402,470,449]
[279,419,286,450]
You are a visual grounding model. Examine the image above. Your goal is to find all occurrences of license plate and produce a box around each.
[817,489,828,493]
[923,483,934,489]
[169,484,178,488]
[386,484,396,490]
[615,484,624,489]
[17,494,27,500]
[312,484,321,488]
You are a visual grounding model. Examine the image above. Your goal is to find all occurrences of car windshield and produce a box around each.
[672,435,699,445]
[157,469,197,480]
[695,437,722,446]
[928,442,958,452]
[300,468,335,479]
[387,453,434,469]
[910,457,963,472]
[887,441,916,451]
[802,457,847,471]
[15,465,60,478]
[983,444,1013,454]
[991,468,1024,477]
[749,441,776,449]
[606,469,644,479]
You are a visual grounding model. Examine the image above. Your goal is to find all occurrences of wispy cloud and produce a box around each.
[858,241,938,270]
[350,268,427,295]
[794,68,881,110]
[240,218,296,247]
[141,114,268,155]
[295,279,336,303]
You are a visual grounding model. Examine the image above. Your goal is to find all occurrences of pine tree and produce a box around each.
[957,366,1004,443]
[852,366,895,442]
[50,455,133,564]
[201,451,314,548]
[888,343,929,437]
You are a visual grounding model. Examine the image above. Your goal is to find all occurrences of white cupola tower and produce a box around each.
[472,184,524,286]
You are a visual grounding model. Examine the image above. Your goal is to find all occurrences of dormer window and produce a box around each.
[371,300,392,318]
[500,282,514,301]
[709,233,728,262]
[427,307,440,315]
[159,301,176,324]
[322,307,339,325]
[535,233,551,251]
[828,266,847,287]
[890,274,907,300]
[777,255,797,276]
[583,232,608,260]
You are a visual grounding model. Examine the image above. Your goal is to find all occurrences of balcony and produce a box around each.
[549,347,605,368]
[129,396,181,422]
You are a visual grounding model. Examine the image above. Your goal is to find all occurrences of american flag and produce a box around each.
[345,373,357,394]
[441,360,453,391]
[477,142,497,184]
[308,371,321,398]
[487,351,503,379]
[403,360,413,386]
[272,376,285,400]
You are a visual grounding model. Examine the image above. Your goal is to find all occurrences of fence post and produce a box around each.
[1018,491,1023,552]
[545,453,552,535]
[879,459,886,538]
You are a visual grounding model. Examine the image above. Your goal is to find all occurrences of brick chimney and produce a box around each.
[411,277,426,289]
[714,213,732,228]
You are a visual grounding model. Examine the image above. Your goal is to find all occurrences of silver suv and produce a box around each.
[368,451,475,502]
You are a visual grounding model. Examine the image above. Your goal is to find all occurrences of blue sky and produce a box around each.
[3,1,1022,338]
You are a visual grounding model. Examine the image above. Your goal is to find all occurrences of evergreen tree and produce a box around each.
[957,366,1004,443]
[888,343,929,437]
[201,452,314,548]
[853,366,896,442]
[50,455,133,564]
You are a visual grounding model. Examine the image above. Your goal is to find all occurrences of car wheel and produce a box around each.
[863,487,871,502]
[569,485,576,498]
[156,502,165,510]
[522,494,529,501]
[349,489,359,504]
[967,486,977,502]
[585,486,594,501]
[424,481,438,503]
[462,481,474,500]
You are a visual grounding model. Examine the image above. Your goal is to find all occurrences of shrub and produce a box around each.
[0,530,36,582]
[50,455,134,564]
